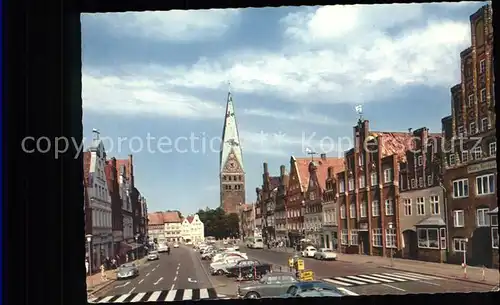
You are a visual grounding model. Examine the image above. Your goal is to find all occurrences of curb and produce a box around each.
[382,265,498,287]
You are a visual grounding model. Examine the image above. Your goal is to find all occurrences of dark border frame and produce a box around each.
[2,0,498,304]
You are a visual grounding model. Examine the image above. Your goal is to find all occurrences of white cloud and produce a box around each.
[154,4,471,104]
[85,9,240,42]
[241,107,347,126]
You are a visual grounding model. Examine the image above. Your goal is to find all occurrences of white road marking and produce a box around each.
[176,270,179,275]
[166,289,177,301]
[200,289,209,299]
[188,277,197,283]
[138,279,144,284]
[146,272,150,277]
[114,281,130,288]
[382,284,406,292]
[333,277,366,285]
[183,289,193,300]
[152,267,156,271]
[355,274,394,283]
[346,275,380,284]
[170,283,175,290]
[394,272,443,281]
[130,292,146,302]
[338,288,359,296]
[173,276,177,281]
[114,294,130,302]
[153,277,163,285]
[97,296,114,303]
[127,287,136,294]
[322,278,353,286]
[147,291,162,302]
[371,274,407,282]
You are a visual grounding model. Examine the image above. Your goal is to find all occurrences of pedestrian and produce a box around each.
[100,263,107,281]
[85,259,89,275]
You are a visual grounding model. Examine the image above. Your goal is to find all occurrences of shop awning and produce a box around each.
[118,242,143,255]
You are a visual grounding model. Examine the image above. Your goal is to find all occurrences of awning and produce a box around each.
[118,242,143,255]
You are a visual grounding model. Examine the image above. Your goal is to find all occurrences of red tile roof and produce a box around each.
[186,215,194,224]
[104,162,115,193]
[293,157,344,191]
[163,211,182,223]
[148,212,164,225]
[369,132,415,162]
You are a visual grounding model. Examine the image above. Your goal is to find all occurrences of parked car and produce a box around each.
[313,248,337,260]
[173,243,179,248]
[212,251,247,263]
[225,259,272,279]
[201,249,218,260]
[209,257,245,275]
[301,246,317,258]
[280,281,345,298]
[158,245,170,253]
[116,263,139,280]
[237,272,298,299]
[147,250,160,261]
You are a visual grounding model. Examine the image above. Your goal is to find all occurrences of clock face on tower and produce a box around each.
[229,161,236,168]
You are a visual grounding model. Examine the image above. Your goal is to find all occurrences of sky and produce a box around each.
[81,2,487,215]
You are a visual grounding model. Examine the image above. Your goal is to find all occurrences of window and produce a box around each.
[453,238,467,252]
[480,88,486,102]
[489,142,496,156]
[358,154,364,166]
[427,175,432,186]
[418,177,423,187]
[403,199,412,216]
[481,117,489,131]
[340,205,346,219]
[470,122,476,134]
[359,176,366,188]
[350,230,359,246]
[341,230,348,245]
[453,210,465,227]
[476,208,490,227]
[384,168,393,183]
[492,214,498,226]
[476,174,495,196]
[411,179,416,188]
[440,228,447,249]
[385,199,394,216]
[339,180,345,192]
[479,59,486,73]
[386,229,396,248]
[372,228,382,247]
[348,178,354,191]
[457,126,464,136]
[461,151,469,163]
[472,147,482,159]
[372,201,380,216]
[417,228,439,249]
[452,178,469,198]
[430,195,440,215]
[493,227,499,249]
[449,154,456,166]
[349,203,356,219]
[360,202,367,218]
[370,172,378,186]
[416,197,425,215]
[468,94,474,107]
[309,192,315,201]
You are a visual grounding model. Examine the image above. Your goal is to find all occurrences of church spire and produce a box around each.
[220,86,244,173]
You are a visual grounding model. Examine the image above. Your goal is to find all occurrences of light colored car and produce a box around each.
[116,263,139,280]
[313,248,337,260]
[209,257,244,275]
[147,251,160,261]
[301,246,317,258]
[211,251,247,262]
[158,245,170,253]
[173,243,179,248]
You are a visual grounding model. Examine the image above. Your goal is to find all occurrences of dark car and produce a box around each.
[280,281,349,298]
[225,259,272,279]
[237,272,298,299]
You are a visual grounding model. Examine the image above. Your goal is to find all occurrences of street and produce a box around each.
[88,245,225,303]
[241,247,495,296]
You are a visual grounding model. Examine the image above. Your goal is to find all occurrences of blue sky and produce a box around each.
[81,2,487,215]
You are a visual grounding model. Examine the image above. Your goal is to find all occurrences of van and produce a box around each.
[252,238,264,249]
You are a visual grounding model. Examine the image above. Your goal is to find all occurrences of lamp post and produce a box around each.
[462,238,468,278]
[86,234,93,275]
[388,223,394,267]
[134,234,139,261]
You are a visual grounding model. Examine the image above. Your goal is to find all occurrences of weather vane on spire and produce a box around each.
[355,104,363,122]
[228,80,232,93]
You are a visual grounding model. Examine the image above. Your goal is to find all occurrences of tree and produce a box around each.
[197,208,239,239]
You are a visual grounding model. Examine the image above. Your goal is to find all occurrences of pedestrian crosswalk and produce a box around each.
[88,288,223,303]
[322,272,443,287]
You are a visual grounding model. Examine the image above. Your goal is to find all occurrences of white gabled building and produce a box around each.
[181,214,205,243]
[86,129,113,269]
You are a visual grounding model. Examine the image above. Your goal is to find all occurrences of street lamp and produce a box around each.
[462,238,468,278]
[134,234,139,261]
[388,223,394,267]
[86,234,93,275]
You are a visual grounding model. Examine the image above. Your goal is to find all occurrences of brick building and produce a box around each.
[321,163,345,250]
[286,156,311,246]
[304,154,343,248]
[260,162,281,243]
[336,119,413,257]
[274,165,290,243]
[399,128,448,263]
[442,4,496,268]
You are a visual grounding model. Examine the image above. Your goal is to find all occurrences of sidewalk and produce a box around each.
[86,257,148,293]
[336,253,499,287]
[258,246,499,287]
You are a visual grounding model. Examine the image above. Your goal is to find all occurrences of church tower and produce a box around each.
[220,89,245,214]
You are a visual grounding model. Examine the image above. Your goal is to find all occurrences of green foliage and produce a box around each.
[197,207,240,239]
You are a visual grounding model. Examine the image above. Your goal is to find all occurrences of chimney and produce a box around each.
[263,162,268,174]
[320,153,327,160]
[128,154,134,186]
[327,166,333,178]
[280,165,286,177]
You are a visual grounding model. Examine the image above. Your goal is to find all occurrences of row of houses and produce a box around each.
[147,211,205,245]
[84,129,149,271]
[248,4,497,269]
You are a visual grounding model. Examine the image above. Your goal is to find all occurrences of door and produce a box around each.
[360,231,369,255]
[403,230,417,259]
[470,227,492,267]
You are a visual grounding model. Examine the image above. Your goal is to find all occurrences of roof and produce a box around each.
[293,157,345,192]
[104,162,115,193]
[148,212,164,226]
[269,176,281,190]
[220,91,244,172]
[186,215,194,224]
[415,216,446,226]
[163,211,182,223]
[488,207,498,214]
[83,151,91,185]
[369,132,415,162]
